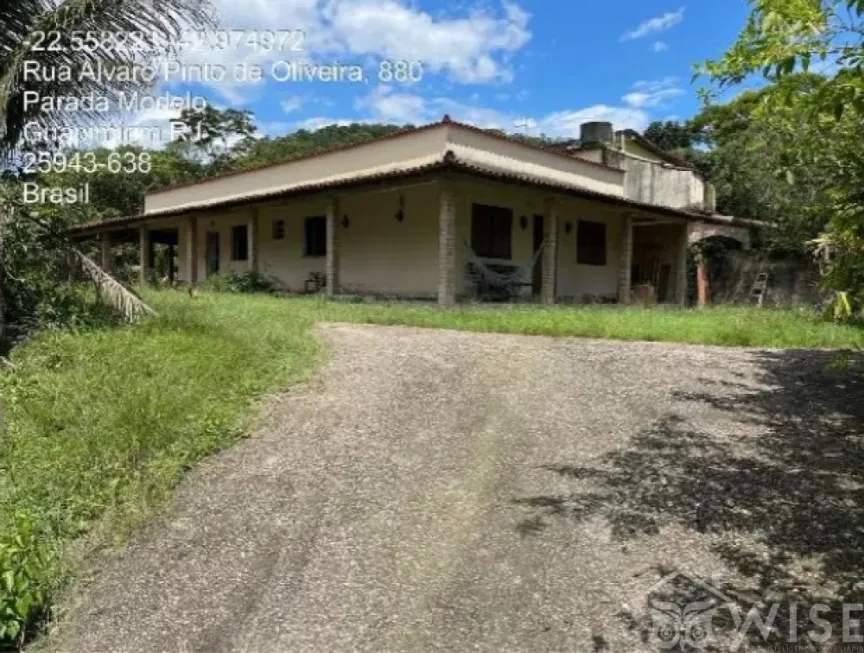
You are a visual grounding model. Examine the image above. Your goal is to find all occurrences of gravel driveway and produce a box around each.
[45,324,864,653]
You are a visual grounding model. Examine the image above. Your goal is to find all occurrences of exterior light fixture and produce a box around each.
[519,215,528,230]
[565,221,574,234]
[395,194,405,222]
[341,215,350,228]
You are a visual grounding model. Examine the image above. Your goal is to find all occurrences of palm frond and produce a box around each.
[0,0,216,158]
[72,248,155,322]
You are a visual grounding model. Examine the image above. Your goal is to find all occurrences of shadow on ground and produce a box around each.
[515,349,864,651]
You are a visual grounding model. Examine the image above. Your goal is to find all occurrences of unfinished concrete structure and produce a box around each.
[73,118,759,305]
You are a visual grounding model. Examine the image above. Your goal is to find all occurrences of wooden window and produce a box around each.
[577,220,607,266]
[304,216,326,257]
[231,225,249,261]
[272,219,285,240]
[471,204,513,259]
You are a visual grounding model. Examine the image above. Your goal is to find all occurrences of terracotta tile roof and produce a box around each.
[69,149,761,235]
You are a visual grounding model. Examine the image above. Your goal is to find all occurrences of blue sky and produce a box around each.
[156,0,754,139]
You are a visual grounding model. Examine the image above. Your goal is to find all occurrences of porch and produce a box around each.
[91,175,691,306]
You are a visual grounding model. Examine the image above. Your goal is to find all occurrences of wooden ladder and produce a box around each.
[749,268,770,307]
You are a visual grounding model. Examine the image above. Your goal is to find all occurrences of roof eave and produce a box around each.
[68,154,759,236]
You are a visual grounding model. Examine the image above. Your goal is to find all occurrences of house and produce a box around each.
[73,117,758,305]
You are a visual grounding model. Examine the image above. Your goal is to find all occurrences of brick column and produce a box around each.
[697,258,709,307]
[541,198,558,305]
[617,215,633,304]
[99,233,112,273]
[139,226,150,286]
[248,208,259,273]
[675,221,690,306]
[438,184,457,306]
[326,197,340,297]
[184,216,198,285]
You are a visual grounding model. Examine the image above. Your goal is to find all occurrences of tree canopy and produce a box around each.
[699,0,864,316]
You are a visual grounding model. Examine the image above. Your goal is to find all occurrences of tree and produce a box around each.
[683,75,845,253]
[168,106,256,174]
[0,1,214,156]
[700,0,864,119]
[31,146,206,225]
[232,123,409,169]
[700,0,864,318]
[643,121,695,151]
[0,0,214,348]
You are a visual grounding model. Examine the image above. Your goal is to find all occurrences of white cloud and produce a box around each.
[354,85,429,124]
[621,7,685,41]
[177,0,532,96]
[295,117,357,131]
[280,96,305,114]
[540,106,651,133]
[323,0,531,83]
[652,41,669,53]
[623,77,684,108]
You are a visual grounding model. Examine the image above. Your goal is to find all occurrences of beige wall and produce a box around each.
[338,184,441,297]
[175,186,442,297]
[447,127,624,197]
[570,148,605,165]
[180,208,256,281]
[623,139,665,163]
[147,123,627,216]
[146,128,448,214]
[451,181,625,300]
[257,199,327,289]
[166,178,672,302]
[624,157,706,210]
[555,198,624,300]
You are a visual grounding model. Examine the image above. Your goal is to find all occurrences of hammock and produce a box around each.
[464,241,545,301]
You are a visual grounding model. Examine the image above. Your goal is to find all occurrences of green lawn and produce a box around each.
[0,290,861,645]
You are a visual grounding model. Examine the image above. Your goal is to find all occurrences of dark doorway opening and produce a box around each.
[206,232,220,276]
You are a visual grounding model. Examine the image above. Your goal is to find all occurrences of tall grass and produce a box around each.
[0,292,319,645]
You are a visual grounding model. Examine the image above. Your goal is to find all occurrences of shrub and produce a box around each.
[0,514,53,647]
[1,184,120,352]
[200,271,278,294]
